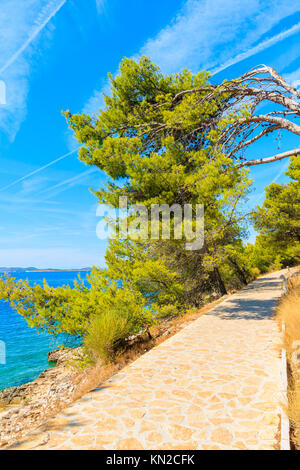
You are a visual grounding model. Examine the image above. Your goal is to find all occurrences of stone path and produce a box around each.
[8,270,286,450]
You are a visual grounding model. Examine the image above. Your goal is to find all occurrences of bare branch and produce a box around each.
[228,125,281,157]
[202,66,300,166]
[237,148,300,168]
[241,114,300,135]
[249,65,300,98]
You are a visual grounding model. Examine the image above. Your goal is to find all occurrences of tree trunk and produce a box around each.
[213,267,227,296]
[228,257,248,285]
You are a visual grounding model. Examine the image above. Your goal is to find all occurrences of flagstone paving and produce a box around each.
[8,270,286,450]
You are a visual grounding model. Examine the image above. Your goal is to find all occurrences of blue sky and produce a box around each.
[0,0,299,268]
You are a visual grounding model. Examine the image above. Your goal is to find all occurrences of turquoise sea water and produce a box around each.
[0,271,87,390]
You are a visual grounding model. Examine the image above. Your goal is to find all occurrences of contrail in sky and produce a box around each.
[0,0,67,75]
[40,168,97,195]
[212,21,300,76]
[0,148,79,192]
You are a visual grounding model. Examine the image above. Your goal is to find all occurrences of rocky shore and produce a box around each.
[0,299,222,449]
[0,328,176,448]
[0,347,95,448]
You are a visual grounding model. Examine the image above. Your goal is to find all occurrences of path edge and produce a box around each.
[280,321,290,450]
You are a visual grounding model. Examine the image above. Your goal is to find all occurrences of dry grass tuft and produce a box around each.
[277,272,300,449]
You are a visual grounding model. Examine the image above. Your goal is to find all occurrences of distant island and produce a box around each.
[0,267,92,273]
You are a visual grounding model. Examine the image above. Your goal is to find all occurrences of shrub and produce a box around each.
[84,290,149,363]
[276,273,300,449]
[251,267,260,278]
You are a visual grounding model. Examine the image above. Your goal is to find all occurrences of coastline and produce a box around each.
[0,347,82,405]
[0,347,92,448]
[0,269,91,273]
[0,295,226,449]
[0,270,89,391]
[24,270,91,272]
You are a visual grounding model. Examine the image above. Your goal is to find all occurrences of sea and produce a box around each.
[0,271,88,390]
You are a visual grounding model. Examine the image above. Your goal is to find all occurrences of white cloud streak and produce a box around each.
[95,0,106,15]
[84,1,300,117]
[140,0,300,74]
[0,0,66,75]
[212,21,300,75]
[40,168,97,196]
[283,68,300,88]
[0,0,67,139]
[0,148,78,192]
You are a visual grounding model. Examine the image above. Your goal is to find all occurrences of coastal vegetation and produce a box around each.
[277,273,300,449]
[0,57,299,363]
[252,156,300,270]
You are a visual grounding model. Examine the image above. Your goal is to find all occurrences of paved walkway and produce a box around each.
[9,271,285,450]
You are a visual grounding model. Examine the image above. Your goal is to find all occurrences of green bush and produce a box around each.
[84,311,132,363]
[84,290,149,363]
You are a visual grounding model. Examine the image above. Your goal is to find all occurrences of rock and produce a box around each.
[162,329,172,337]
[47,347,82,366]
[0,346,95,448]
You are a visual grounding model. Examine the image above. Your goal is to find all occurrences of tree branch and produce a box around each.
[228,125,281,157]
[237,148,300,168]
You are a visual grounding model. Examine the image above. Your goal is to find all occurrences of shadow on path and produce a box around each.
[207,275,282,321]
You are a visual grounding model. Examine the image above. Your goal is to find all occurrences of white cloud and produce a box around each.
[293,79,300,88]
[82,80,111,116]
[140,0,300,74]
[0,0,67,140]
[0,148,78,192]
[0,0,66,75]
[83,0,300,119]
[20,176,50,195]
[212,21,300,75]
[83,90,105,116]
[95,0,106,15]
[40,168,97,197]
[283,69,300,88]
